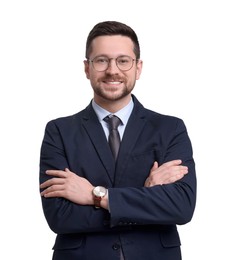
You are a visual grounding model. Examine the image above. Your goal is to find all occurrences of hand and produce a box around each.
[144,160,188,187]
[40,168,94,205]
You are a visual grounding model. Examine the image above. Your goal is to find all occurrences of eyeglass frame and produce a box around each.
[87,55,138,72]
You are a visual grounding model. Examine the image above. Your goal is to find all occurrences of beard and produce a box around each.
[93,85,132,101]
[92,80,135,102]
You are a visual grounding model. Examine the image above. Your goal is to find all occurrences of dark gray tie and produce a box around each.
[104,115,121,160]
[105,116,124,259]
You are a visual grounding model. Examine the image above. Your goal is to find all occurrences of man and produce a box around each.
[40,21,196,260]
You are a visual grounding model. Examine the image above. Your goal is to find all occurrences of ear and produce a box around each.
[136,60,143,80]
[84,60,90,79]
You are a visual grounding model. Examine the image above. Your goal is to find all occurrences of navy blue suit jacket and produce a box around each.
[40,95,196,260]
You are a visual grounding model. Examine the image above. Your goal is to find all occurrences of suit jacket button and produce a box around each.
[112,243,120,250]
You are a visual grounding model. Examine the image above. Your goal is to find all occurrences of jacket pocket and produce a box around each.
[159,227,181,248]
[53,234,85,250]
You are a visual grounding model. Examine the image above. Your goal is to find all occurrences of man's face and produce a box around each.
[84,35,142,103]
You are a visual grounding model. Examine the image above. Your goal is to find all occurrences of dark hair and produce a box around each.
[85,21,140,59]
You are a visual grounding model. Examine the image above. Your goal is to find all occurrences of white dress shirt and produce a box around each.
[92,98,134,141]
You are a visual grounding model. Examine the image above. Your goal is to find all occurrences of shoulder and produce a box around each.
[45,100,94,128]
[46,111,82,127]
[146,108,183,124]
[144,109,187,136]
[133,95,185,128]
[44,105,92,133]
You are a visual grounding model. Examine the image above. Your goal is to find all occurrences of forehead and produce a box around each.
[90,35,135,58]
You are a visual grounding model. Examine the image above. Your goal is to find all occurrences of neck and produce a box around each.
[94,94,132,113]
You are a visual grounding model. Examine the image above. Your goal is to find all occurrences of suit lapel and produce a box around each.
[81,97,147,186]
[82,104,116,184]
[115,98,147,185]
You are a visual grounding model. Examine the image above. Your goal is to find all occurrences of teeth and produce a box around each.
[106,81,121,84]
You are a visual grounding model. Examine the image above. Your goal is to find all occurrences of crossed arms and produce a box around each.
[39,116,196,233]
[40,160,188,210]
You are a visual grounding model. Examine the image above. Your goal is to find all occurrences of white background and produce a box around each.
[0,0,232,259]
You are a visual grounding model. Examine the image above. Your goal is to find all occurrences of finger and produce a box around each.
[42,190,66,198]
[148,161,159,176]
[151,161,158,170]
[41,184,65,196]
[152,160,182,175]
[149,165,188,185]
[175,166,188,175]
[40,177,65,189]
[166,173,186,184]
[144,178,151,187]
[160,166,188,181]
[148,162,158,177]
[164,167,189,183]
[45,169,68,178]
[149,160,182,178]
[161,160,182,168]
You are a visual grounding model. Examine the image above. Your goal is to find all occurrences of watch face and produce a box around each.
[93,186,106,197]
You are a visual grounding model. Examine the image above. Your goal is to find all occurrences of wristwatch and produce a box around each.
[92,186,107,208]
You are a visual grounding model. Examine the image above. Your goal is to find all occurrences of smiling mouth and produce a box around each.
[104,81,122,84]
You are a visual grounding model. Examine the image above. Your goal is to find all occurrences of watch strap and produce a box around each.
[94,196,102,208]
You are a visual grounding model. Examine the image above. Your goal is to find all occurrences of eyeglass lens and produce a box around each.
[91,56,134,71]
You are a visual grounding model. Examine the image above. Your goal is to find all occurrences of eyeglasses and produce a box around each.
[88,55,136,72]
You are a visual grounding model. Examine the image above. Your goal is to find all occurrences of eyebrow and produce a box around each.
[91,54,133,59]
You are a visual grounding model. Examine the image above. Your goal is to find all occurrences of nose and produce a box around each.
[105,58,119,74]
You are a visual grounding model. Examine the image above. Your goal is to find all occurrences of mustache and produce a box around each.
[100,76,124,81]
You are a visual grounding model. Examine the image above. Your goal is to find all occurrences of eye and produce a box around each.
[94,57,109,64]
[117,56,130,65]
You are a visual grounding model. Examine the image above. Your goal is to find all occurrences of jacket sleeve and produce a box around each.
[39,120,111,234]
[108,118,196,228]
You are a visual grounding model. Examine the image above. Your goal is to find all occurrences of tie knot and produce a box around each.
[104,115,121,130]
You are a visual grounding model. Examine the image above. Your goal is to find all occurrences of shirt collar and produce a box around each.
[92,98,134,125]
